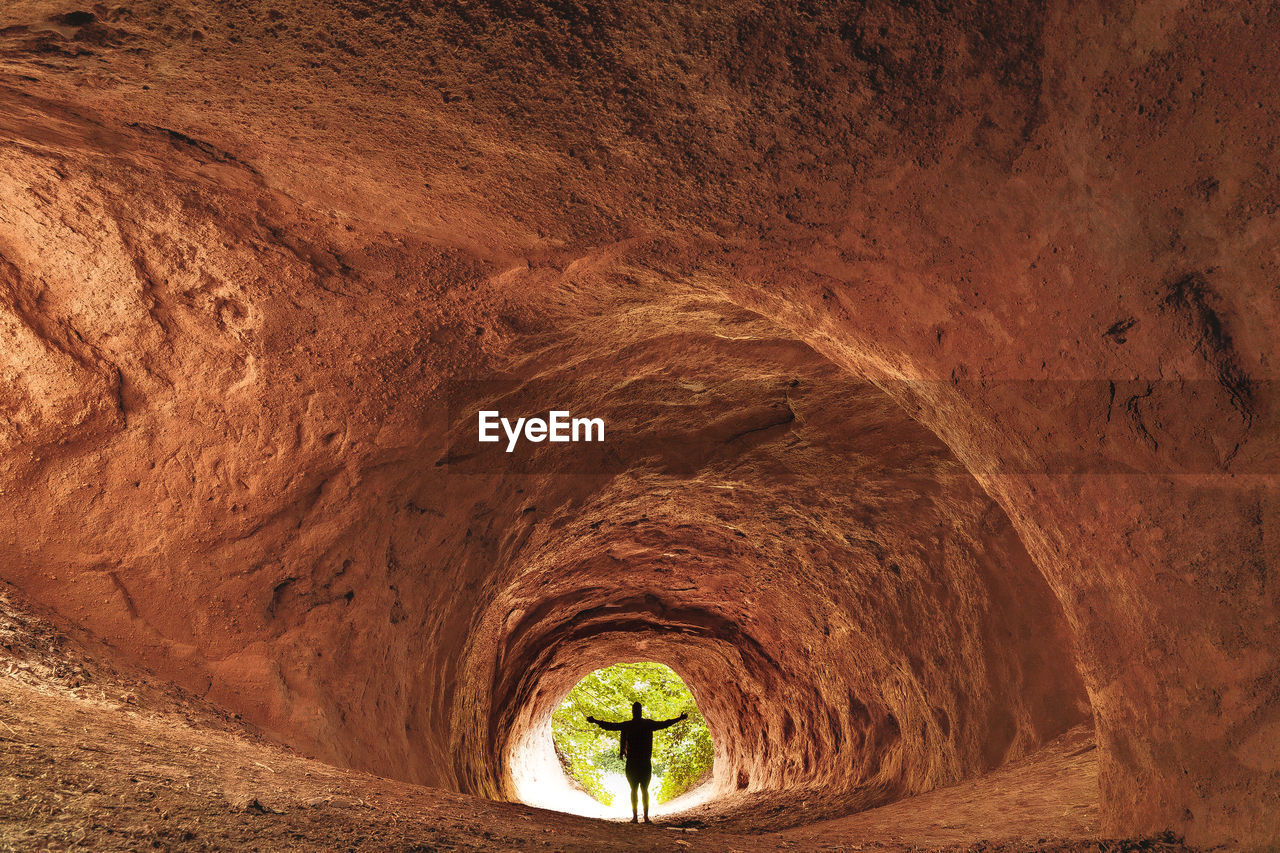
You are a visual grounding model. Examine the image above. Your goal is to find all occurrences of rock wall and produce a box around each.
[0,0,1276,846]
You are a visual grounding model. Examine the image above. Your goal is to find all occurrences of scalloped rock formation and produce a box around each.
[1,0,1277,849]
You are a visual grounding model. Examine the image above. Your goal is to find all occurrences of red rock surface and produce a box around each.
[1,0,1277,849]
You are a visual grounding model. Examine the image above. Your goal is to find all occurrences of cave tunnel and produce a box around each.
[0,1,1278,851]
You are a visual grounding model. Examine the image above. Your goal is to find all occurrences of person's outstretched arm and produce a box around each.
[651,711,689,730]
[586,715,624,731]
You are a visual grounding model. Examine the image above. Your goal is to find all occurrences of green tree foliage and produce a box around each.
[551,662,714,805]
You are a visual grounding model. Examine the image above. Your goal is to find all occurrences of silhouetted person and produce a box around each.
[587,702,687,823]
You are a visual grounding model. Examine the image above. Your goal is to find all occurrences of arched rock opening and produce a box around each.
[442,312,1092,822]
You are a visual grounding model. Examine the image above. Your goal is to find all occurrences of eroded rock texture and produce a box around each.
[0,0,1276,847]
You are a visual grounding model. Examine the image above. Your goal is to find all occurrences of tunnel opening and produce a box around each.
[511,660,715,818]
[447,302,1095,830]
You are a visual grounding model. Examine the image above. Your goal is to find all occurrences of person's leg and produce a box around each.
[641,780,650,822]
[629,780,638,822]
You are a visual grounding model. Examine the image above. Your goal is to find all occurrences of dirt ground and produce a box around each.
[0,592,1201,853]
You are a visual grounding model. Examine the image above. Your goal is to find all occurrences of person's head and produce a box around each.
[632,701,642,718]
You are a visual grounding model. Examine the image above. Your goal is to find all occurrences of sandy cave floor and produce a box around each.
[0,592,1199,853]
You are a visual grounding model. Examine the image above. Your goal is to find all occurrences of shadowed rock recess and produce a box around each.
[0,0,1277,850]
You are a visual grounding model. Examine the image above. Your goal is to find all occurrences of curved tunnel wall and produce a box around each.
[456,358,1092,816]
[419,298,1090,813]
[0,0,1277,847]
